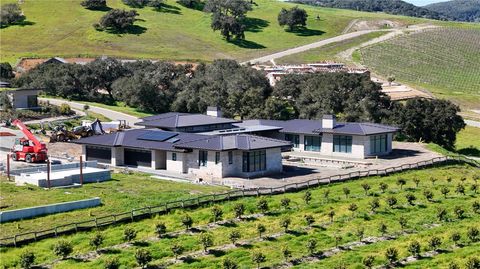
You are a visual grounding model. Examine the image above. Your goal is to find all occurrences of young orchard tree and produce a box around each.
[430,177,437,186]
[408,241,421,257]
[423,190,434,202]
[53,240,73,260]
[19,250,35,269]
[304,214,315,227]
[251,252,266,269]
[471,183,478,194]
[449,262,460,269]
[437,207,448,222]
[450,232,461,246]
[397,178,406,190]
[328,210,335,223]
[155,222,167,238]
[233,203,245,219]
[257,198,269,214]
[441,186,450,198]
[456,184,466,195]
[362,255,375,269]
[473,201,480,214]
[454,206,465,219]
[379,182,389,193]
[104,257,120,269]
[281,197,291,210]
[306,238,317,255]
[280,217,291,232]
[171,243,184,260]
[467,227,479,243]
[361,183,371,196]
[378,223,388,236]
[369,198,380,214]
[303,190,312,205]
[278,6,308,31]
[323,189,330,202]
[89,233,104,251]
[211,205,223,223]
[228,230,241,245]
[386,196,398,209]
[343,187,351,199]
[348,203,358,217]
[399,216,408,231]
[405,193,417,206]
[465,257,480,269]
[257,223,266,238]
[200,233,214,253]
[428,236,442,250]
[222,257,238,269]
[135,249,152,269]
[413,177,420,188]
[334,235,342,248]
[282,246,292,262]
[356,227,365,241]
[123,227,137,242]
[181,214,193,231]
[385,247,399,264]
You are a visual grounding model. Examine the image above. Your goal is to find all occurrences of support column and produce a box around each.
[111,147,124,166]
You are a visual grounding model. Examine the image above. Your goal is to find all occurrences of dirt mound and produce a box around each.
[349,19,405,32]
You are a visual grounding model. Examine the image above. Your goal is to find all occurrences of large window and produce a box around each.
[333,135,352,153]
[242,150,266,172]
[228,151,233,164]
[172,152,177,161]
[199,150,208,167]
[285,134,300,148]
[215,152,220,164]
[370,134,387,154]
[304,135,322,152]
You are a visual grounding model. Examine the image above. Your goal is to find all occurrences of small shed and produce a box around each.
[0,88,41,110]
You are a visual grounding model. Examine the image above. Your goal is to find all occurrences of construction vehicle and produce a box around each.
[11,119,48,163]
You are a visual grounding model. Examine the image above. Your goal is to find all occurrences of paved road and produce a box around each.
[465,120,480,128]
[243,29,383,64]
[39,98,142,127]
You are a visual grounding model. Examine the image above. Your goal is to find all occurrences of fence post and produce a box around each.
[131,210,134,221]
[34,232,37,241]
[113,215,116,224]
[79,156,84,185]
[95,218,98,228]
[74,223,78,232]
[148,206,152,217]
[13,235,17,247]
[54,227,58,237]
[6,154,10,181]
[47,160,51,189]
[181,200,185,208]
[165,203,168,212]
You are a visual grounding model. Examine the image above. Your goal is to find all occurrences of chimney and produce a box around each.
[207,106,223,117]
[322,114,336,129]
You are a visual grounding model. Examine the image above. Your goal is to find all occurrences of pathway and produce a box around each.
[39,98,142,127]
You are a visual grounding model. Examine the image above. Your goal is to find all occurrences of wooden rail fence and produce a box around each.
[1,155,478,247]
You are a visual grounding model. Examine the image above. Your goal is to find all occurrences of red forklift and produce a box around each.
[10,119,48,163]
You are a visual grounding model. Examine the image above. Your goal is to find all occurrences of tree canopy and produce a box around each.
[0,3,26,27]
[278,6,308,31]
[97,9,138,32]
[204,0,252,41]
[81,0,107,10]
[0,62,15,81]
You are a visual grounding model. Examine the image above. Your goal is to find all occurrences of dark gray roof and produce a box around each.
[136,112,239,128]
[314,122,399,135]
[239,119,398,136]
[174,134,291,151]
[75,129,290,151]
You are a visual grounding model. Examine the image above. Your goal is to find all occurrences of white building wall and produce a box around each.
[320,133,366,159]
[166,152,187,173]
[187,150,223,180]
[111,147,124,166]
[151,150,166,169]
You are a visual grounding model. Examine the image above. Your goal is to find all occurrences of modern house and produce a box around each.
[0,88,40,111]
[75,128,291,179]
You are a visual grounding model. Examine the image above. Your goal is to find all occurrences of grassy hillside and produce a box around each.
[425,0,480,22]
[0,165,478,268]
[360,27,480,109]
[0,0,431,64]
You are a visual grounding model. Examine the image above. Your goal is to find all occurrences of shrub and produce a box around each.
[408,241,421,257]
[399,216,408,230]
[81,0,107,10]
[369,198,380,213]
[454,206,465,219]
[423,190,434,201]
[104,257,120,269]
[456,184,466,195]
[441,186,450,198]
[428,236,442,250]
[252,252,266,269]
[135,249,152,268]
[437,207,448,221]
[363,255,375,269]
[386,196,397,208]
[405,193,417,206]
[450,232,461,246]
[306,238,317,254]
[53,240,73,259]
[89,233,104,251]
[19,250,35,269]
[59,103,72,115]
[123,227,137,242]
[467,227,479,243]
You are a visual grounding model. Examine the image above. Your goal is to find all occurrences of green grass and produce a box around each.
[0,173,226,237]
[426,126,480,157]
[277,31,388,64]
[0,0,435,64]
[360,27,480,109]
[0,165,478,268]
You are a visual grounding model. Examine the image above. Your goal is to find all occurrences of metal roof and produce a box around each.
[136,112,240,128]
[75,129,290,151]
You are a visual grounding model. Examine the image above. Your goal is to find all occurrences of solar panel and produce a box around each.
[138,131,178,142]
